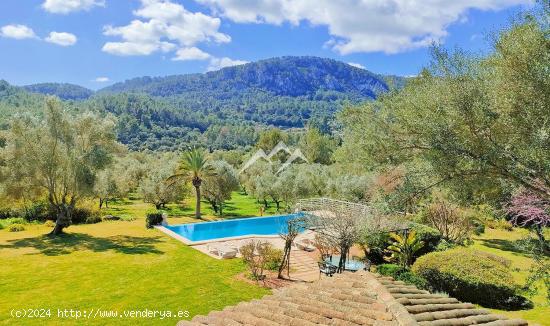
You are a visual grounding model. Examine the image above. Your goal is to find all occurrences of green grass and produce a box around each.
[0,219,269,325]
[102,191,283,222]
[471,228,549,325]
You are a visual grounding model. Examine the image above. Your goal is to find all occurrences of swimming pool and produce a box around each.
[165,213,304,242]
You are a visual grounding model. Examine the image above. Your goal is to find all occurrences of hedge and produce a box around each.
[412,248,532,309]
[146,212,164,229]
[377,264,428,289]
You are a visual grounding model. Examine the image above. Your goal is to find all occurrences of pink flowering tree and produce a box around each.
[506,189,549,254]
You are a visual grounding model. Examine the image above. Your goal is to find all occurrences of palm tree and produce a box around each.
[169,148,213,219]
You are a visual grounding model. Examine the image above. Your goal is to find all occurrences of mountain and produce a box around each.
[99,56,396,99]
[1,57,406,151]
[23,83,93,100]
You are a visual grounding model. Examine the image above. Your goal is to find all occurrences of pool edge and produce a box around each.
[155,225,281,246]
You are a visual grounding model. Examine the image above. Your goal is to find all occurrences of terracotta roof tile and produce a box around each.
[177,271,530,326]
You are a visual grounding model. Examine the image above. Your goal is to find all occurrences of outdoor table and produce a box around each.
[325,255,365,272]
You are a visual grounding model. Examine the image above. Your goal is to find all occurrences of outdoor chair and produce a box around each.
[318,261,337,279]
[295,238,316,252]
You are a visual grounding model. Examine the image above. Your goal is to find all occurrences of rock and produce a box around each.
[102,215,121,221]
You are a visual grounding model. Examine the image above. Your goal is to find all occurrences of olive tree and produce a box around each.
[139,156,186,209]
[338,12,550,203]
[202,160,239,216]
[0,98,118,235]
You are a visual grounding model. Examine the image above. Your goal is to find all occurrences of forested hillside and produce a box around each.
[23,82,93,100]
[1,56,404,151]
[99,56,393,98]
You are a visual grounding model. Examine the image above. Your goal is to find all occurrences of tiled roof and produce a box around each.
[177,271,530,326]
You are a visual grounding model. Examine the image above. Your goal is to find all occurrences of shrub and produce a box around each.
[486,218,514,231]
[377,264,428,289]
[424,200,472,243]
[409,223,441,256]
[264,248,283,271]
[85,215,102,224]
[146,211,163,229]
[240,241,281,280]
[7,224,25,232]
[0,207,16,219]
[23,202,51,222]
[4,217,26,225]
[363,223,440,265]
[435,239,457,251]
[412,249,532,309]
[71,208,95,224]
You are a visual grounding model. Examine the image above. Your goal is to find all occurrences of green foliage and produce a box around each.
[22,202,51,222]
[377,264,428,289]
[85,215,102,224]
[386,230,424,268]
[337,13,550,205]
[139,154,186,210]
[298,128,337,164]
[145,211,163,229]
[0,217,26,229]
[0,97,118,235]
[412,248,532,309]
[202,160,240,216]
[23,83,93,100]
[7,223,25,232]
[264,248,284,271]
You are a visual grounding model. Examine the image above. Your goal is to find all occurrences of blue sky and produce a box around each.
[0,0,529,90]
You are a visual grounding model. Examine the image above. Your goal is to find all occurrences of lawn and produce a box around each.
[0,219,269,325]
[471,228,549,325]
[102,191,283,222]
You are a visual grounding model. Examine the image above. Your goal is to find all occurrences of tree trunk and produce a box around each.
[49,222,65,236]
[275,200,281,212]
[263,199,268,210]
[194,185,201,219]
[219,202,223,217]
[534,225,549,254]
[155,203,162,209]
[99,198,103,209]
[278,239,294,279]
[48,207,71,236]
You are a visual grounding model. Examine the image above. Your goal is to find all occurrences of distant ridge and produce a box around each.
[98,56,401,99]
[23,83,93,100]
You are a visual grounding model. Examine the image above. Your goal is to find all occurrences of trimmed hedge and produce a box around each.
[412,248,532,309]
[377,264,428,289]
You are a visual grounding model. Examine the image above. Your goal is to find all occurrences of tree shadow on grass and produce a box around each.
[476,238,532,257]
[0,233,164,256]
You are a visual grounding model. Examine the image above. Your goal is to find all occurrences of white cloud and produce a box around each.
[197,0,529,54]
[172,47,211,61]
[207,57,248,71]
[347,62,365,69]
[45,31,77,46]
[102,0,229,59]
[42,0,105,14]
[93,77,110,82]
[0,24,37,40]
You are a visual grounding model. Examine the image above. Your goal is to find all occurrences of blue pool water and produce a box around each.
[165,213,304,242]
